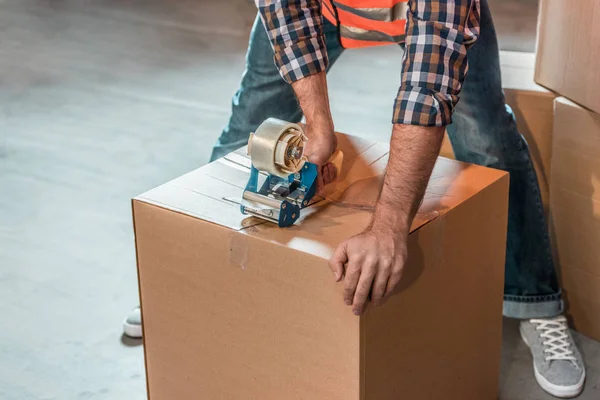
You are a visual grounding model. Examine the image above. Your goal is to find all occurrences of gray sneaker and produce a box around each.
[520,316,586,398]
[123,307,142,339]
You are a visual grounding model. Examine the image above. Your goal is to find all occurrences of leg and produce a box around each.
[447,5,585,395]
[210,15,344,161]
[445,0,561,319]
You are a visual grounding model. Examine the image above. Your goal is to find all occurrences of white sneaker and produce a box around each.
[520,316,586,398]
[122,307,142,339]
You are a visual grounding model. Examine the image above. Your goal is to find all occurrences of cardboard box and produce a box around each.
[550,97,600,341]
[441,51,556,213]
[134,133,509,399]
[535,0,600,114]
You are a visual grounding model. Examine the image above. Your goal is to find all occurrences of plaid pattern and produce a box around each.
[257,0,480,127]
[394,0,480,126]
[256,0,329,82]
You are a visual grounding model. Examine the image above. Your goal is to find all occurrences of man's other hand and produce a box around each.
[329,227,408,315]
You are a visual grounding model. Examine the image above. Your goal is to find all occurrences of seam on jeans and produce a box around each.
[528,158,556,273]
[503,292,562,303]
[520,141,557,289]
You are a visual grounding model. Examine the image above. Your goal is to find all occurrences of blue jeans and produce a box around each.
[211,0,562,319]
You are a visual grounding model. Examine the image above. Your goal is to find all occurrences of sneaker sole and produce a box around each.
[520,327,586,398]
[123,319,143,339]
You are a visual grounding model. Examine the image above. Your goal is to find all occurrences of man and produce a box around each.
[125,0,586,397]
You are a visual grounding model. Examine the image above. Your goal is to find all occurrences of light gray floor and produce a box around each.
[1,0,598,399]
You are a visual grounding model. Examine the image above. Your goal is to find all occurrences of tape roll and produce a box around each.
[249,118,307,178]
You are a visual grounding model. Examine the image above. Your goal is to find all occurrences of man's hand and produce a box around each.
[329,226,408,315]
[329,124,445,316]
[303,124,338,192]
[291,71,339,192]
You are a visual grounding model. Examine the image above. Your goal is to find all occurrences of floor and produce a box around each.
[0,0,598,399]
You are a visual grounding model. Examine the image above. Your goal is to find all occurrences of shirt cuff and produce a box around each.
[273,35,329,84]
[392,87,457,127]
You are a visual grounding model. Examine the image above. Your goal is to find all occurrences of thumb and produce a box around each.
[329,242,348,282]
[321,162,337,186]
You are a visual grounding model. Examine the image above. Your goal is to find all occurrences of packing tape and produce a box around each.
[250,118,305,178]
[228,232,249,270]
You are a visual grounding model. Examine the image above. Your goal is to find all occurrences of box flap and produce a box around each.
[535,0,600,114]
[136,133,506,259]
[135,133,376,231]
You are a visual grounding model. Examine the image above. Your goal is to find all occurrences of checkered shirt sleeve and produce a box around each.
[255,0,328,83]
[393,0,481,126]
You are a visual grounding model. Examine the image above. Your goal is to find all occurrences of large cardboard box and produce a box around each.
[550,97,600,341]
[133,133,509,399]
[441,51,556,213]
[535,0,600,114]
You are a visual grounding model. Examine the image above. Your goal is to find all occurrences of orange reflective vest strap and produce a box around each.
[322,0,338,25]
[321,0,408,48]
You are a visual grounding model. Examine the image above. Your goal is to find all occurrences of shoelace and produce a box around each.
[531,317,576,362]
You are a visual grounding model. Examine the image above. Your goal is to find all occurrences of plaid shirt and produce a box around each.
[256,0,480,127]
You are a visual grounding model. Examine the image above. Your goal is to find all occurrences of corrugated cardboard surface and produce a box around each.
[550,97,600,341]
[361,178,508,399]
[134,133,509,399]
[505,89,555,214]
[441,51,555,212]
[138,134,497,256]
[535,0,600,114]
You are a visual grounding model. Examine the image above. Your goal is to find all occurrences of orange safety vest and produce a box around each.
[322,0,408,48]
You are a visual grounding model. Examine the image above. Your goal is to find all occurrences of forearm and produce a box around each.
[370,124,445,236]
[291,71,333,129]
[376,0,481,233]
[291,72,337,190]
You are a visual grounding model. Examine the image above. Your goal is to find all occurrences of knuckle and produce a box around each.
[364,255,378,266]
[354,290,366,302]
[371,290,383,302]
[362,262,377,274]
[346,246,360,257]
[358,279,372,292]
[389,277,400,288]
[397,250,408,262]
[344,285,356,295]
[381,262,392,273]
[347,268,361,280]
[382,255,394,266]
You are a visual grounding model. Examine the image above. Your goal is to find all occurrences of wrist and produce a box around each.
[305,117,334,137]
[291,72,333,133]
[369,202,412,238]
[369,217,410,238]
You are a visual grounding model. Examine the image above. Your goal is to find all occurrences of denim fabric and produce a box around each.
[210,0,562,319]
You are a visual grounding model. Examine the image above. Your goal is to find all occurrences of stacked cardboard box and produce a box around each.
[440,51,556,213]
[535,0,600,115]
[535,0,600,341]
[550,98,600,341]
[134,133,509,399]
